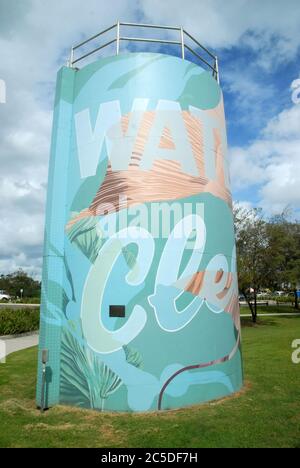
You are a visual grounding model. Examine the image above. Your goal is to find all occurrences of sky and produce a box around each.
[0,0,300,278]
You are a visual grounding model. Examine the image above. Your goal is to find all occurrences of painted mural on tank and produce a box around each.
[36,52,243,412]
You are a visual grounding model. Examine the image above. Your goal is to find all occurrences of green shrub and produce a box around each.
[16,297,40,304]
[273,296,295,304]
[258,295,295,304]
[0,308,40,335]
[0,297,40,304]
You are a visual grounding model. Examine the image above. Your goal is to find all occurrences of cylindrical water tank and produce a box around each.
[37,37,243,412]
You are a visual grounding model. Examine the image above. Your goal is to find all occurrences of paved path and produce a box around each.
[0,303,40,309]
[0,332,39,360]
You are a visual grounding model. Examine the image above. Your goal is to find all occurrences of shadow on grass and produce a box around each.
[241,314,300,328]
[241,317,280,328]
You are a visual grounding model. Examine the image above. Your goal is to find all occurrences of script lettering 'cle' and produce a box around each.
[75,99,224,179]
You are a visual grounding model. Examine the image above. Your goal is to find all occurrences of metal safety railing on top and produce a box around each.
[68,21,219,83]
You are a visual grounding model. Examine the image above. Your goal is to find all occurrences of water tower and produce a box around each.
[36,22,243,412]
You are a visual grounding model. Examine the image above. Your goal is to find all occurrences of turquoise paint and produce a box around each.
[37,52,243,412]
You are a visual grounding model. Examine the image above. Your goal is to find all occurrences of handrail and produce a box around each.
[183,29,216,60]
[120,37,181,45]
[72,39,117,65]
[120,22,182,31]
[73,23,118,50]
[69,22,219,83]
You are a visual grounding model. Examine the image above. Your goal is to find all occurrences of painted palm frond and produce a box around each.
[99,363,122,399]
[60,330,91,405]
[60,330,122,410]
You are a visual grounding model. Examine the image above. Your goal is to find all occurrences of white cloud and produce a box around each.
[263,104,300,139]
[230,103,300,214]
[221,66,278,131]
[1,0,300,277]
[0,0,140,277]
[140,0,300,67]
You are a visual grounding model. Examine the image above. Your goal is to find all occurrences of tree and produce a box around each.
[0,270,41,299]
[234,207,268,322]
[234,206,300,322]
[268,213,300,309]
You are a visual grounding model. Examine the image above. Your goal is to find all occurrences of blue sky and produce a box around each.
[221,42,300,209]
[223,42,300,144]
[0,0,299,277]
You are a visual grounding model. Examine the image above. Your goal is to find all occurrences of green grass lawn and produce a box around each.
[0,316,299,448]
[240,305,300,315]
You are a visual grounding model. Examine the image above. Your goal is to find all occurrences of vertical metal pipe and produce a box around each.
[40,363,46,413]
[215,56,220,84]
[69,47,74,68]
[40,349,48,413]
[116,21,120,55]
[180,27,185,60]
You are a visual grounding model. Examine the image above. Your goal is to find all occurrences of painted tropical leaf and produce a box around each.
[66,214,103,263]
[63,254,76,302]
[43,236,75,306]
[123,345,143,369]
[71,159,107,212]
[47,280,69,316]
[60,330,123,410]
[122,243,138,270]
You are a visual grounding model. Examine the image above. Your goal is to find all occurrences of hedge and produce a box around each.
[0,308,40,336]
[0,297,40,304]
